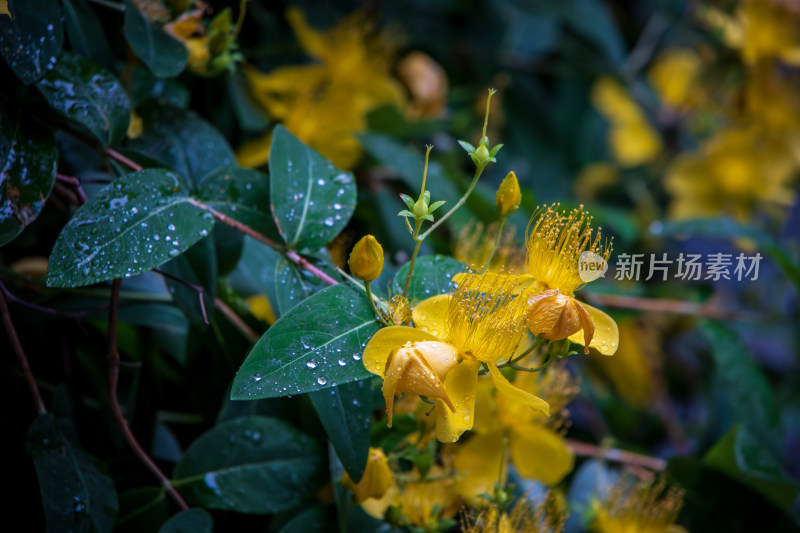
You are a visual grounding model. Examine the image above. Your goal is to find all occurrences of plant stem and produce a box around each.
[402,220,423,298]
[215,297,260,344]
[364,282,389,326]
[565,438,667,471]
[0,284,46,414]
[153,269,209,325]
[419,164,485,241]
[105,148,143,172]
[482,217,506,271]
[106,279,189,510]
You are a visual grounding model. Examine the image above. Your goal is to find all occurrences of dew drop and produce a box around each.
[306,360,318,369]
[338,358,347,366]
[317,376,327,385]
[253,373,262,382]
[323,217,335,227]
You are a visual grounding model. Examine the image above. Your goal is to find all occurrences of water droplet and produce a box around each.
[338,358,347,366]
[168,249,180,257]
[253,374,262,382]
[317,376,327,385]
[317,178,326,186]
[352,353,361,361]
[199,229,209,237]
[323,217,334,227]
[306,360,318,369]
[167,224,176,231]
[333,203,342,210]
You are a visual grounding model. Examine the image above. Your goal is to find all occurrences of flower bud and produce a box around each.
[342,447,394,503]
[349,235,384,282]
[495,171,521,217]
[382,341,459,426]
[526,290,595,353]
[388,294,412,326]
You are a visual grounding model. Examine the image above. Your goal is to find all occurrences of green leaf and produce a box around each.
[0,0,63,84]
[400,193,415,209]
[0,106,58,246]
[36,51,130,146]
[173,416,325,513]
[116,488,168,533]
[228,236,283,312]
[157,509,213,533]
[269,125,356,249]
[310,379,373,483]
[278,507,330,533]
[127,104,236,189]
[27,414,118,533]
[227,71,269,132]
[62,0,113,68]
[274,257,315,314]
[195,165,280,241]
[47,169,214,288]
[231,283,380,399]
[123,0,187,78]
[458,140,476,153]
[160,236,217,326]
[392,255,465,301]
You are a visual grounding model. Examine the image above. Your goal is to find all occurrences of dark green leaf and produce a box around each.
[127,104,235,188]
[195,165,280,241]
[0,106,58,246]
[161,236,217,326]
[123,0,187,78]
[47,169,214,288]
[392,255,465,301]
[0,0,63,84]
[310,380,373,483]
[274,257,314,314]
[231,283,380,399]
[173,416,325,513]
[36,51,130,146]
[269,125,356,249]
[157,509,213,533]
[130,66,190,109]
[227,236,283,310]
[26,414,118,533]
[278,507,330,533]
[116,488,168,533]
[62,0,113,68]
[227,70,269,132]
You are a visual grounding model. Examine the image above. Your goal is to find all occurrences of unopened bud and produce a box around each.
[388,294,412,325]
[526,290,595,353]
[341,447,394,503]
[349,235,384,282]
[495,171,521,217]
[382,341,459,426]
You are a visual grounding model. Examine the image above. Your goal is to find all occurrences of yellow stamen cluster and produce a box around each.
[525,204,612,295]
[462,492,567,533]
[593,477,685,533]
[446,271,527,363]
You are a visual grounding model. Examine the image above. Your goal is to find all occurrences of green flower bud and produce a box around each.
[349,235,384,282]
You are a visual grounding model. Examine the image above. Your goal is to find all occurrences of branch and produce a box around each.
[106,279,188,510]
[0,281,108,318]
[153,269,209,325]
[566,438,667,471]
[0,284,46,414]
[105,148,143,172]
[215,297,260,345]
[583,292,762,322]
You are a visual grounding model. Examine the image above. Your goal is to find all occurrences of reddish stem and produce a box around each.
[105,148,143,172]
[107,279,188,510]
[566,438,667,471]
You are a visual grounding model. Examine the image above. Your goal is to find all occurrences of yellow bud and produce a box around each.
[388,294,412,326]
[341,447,394,504]
[348,235,384,282]
[495,171,521,217]
[382,341,459,426]
[526,290,595,353]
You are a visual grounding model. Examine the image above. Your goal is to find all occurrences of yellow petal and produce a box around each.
[0,0,11,20]
[451,431,505,507]
[285,7,328,59]
[509,425,574,485]
[487,363,550,417]
[567,303,618,355]
[434,358,481,442]
[362,326,440,377]
[411,294,450,339]
[236,132,272,169]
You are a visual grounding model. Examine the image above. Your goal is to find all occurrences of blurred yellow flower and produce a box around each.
[341,447,394,504]
[452,221,526,274]
[363,272,550,443]
[463,492,567,533]
[574,163,619,202]
[589,319,653,408]
[738,0,800,66]
[592,77,663,167]
[649,49,702,110]
[591,477,686,533]
[396,51,449,119]
[239,8,405,169]
[245,294,276,325]
[665,124,797,220]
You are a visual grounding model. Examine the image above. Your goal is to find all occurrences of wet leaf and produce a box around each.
[227,236,283,314]
[47,169,214,288]
[157,509,213,533]
[278,507,330,533]
[173,416,325,513]
[269,126,356,250]
[392,255,465,301]
[310,380,373,483]
[127,104,235,189]
[123,0,187,78]
[36,51,130,146]
[231,283,380,399]
[27,414,118,533]
[160,236,217,326]
[274,257,314,314]
[62,0,113,68]
[0,106,58,247]
[116,488,168,533]
[0,0,63,84]
[195,165,280,241]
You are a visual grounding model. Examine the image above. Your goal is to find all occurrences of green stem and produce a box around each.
[419,145,433,197]
[509,353,553,373]
[402,226,423,298]
[419,164,485,241]
[365,282,389,326]
[482,216,507,271]
[503,337,545,367]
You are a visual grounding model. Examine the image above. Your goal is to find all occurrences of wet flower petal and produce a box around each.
[487,363,550,417]
[567,303,618,355]
[363,326,440,377]
[434,358,481,442]
[510,424,574,485]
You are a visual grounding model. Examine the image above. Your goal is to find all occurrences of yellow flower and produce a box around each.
[348,235,384,282]
[495,171,522,218]
[649,49,702,110]
[574,163,619,202]
[1,0,11,20]
[245,294,277,325]
[523,205,618,355]
[590,319,653,408]
[591,477,686,533]
[738,0,800,66]
[341,447,394,504]
[463,492,567,533]
[665,124,797,220]
[592,77,663,167]
[396,51,449,119]
[239,8,405,169]
[363,272,550,443]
